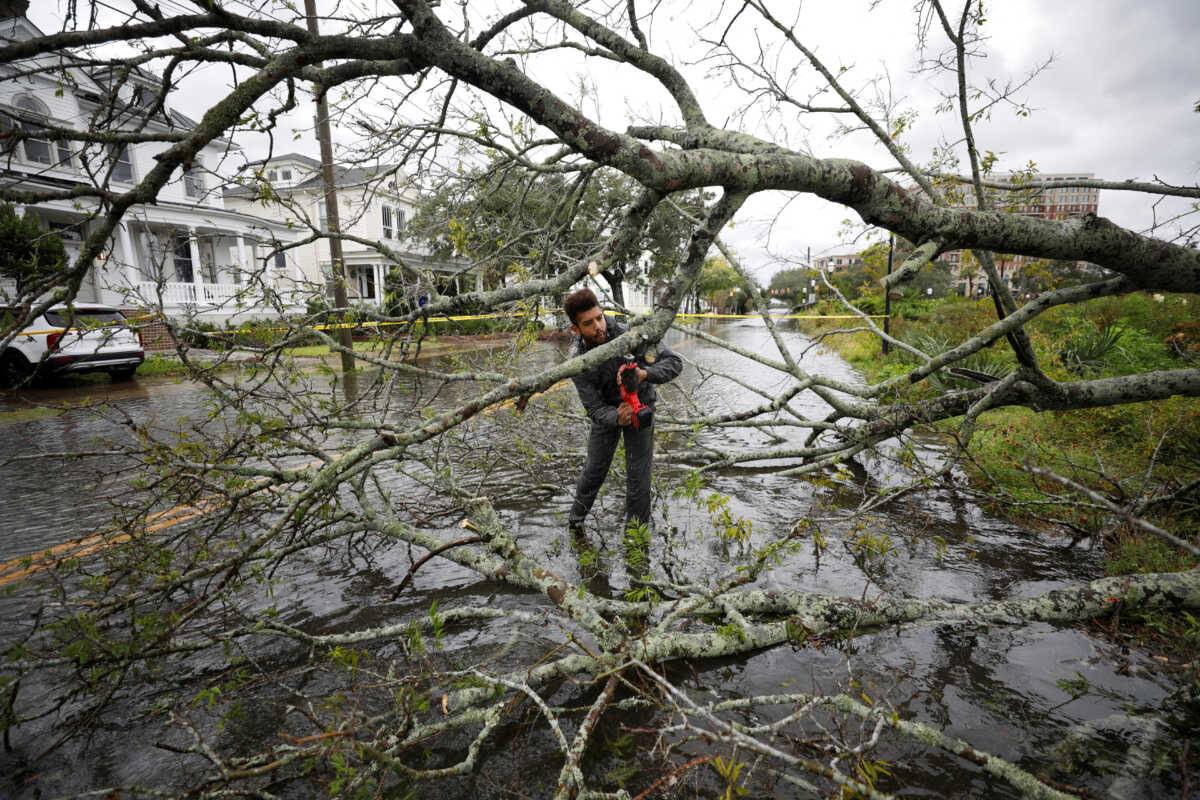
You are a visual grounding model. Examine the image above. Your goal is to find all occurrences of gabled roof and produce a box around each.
[265,152,322,169]
[0,12,41,43]
[296,164,401,191]
[223,162,403,198]
[2,16,236,147]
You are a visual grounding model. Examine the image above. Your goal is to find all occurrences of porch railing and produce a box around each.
[136,281,247,307]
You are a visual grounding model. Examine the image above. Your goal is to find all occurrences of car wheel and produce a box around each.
[1,350,32,388]
[110,366,137,382]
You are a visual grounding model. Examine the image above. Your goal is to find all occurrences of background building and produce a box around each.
[940,173,1101,295]
[224,154,479,309]
[812,253,862,273]
[0,14,301,322]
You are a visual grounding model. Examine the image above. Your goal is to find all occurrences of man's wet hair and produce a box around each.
[564,287,600,324]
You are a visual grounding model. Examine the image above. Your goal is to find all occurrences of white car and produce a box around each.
[1,304,145,387]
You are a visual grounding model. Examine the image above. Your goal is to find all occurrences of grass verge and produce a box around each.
[798,292,1199,649]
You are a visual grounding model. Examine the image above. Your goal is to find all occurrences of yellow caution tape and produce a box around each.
[674,313,888,319]
[206,311,535,337]
[13,308,884,338]
[10,309,165,337]
[13,311,534,338]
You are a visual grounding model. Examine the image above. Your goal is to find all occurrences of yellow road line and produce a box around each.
[0,497,230,586]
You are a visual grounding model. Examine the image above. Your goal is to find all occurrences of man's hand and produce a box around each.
[614,368,648,391]
[617,402,635,427]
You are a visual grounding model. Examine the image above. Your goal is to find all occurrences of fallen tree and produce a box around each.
[1,1,1198,797]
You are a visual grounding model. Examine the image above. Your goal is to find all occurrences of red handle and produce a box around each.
[617,364,646,428]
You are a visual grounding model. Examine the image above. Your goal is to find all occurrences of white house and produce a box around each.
[223,153,481,309]
[580,275,661,316]
[0,14,301,322]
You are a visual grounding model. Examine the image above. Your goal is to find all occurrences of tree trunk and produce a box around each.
[601,267,625,308]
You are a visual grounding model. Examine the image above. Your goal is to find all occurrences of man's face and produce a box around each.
[571,305,607,346]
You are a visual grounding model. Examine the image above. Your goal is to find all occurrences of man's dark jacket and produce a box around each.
[570,317,683,427]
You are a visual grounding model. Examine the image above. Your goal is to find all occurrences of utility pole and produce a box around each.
[806,246,812,309]
[304,0,354,374]
[882,234,893,355]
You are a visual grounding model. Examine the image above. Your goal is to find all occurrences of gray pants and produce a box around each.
[569,421,654,528]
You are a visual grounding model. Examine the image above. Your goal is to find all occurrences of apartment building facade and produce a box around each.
[941,173,1101,295]
[811,253,862,273]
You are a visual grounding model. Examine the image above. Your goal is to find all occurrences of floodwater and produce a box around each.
[0,320,1193,798]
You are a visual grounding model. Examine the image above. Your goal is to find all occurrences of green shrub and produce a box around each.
[1057,323,1126,375]
[855,294,884,315]
[1113,327,1177,373]
[903,331,1014,390]
[1107,529,1196,576]
[181,320,221,349]
[0,203,67,293]
[182,319,321,351]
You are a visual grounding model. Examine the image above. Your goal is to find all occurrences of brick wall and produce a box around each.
[122,310,177,354]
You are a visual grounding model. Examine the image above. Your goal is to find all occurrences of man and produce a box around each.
[564,287,682,533]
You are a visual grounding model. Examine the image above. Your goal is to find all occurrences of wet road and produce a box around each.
[0,320,1188,798]
[0,376,220,561]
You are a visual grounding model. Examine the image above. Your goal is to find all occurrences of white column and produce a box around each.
[266,242,277,292]
[475,269,483,293]
[373,262,384,305]
[118,223,140,287]
[188,228,203,302]
[236,234,247,281]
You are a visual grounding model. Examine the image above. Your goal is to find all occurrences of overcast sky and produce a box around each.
[27,1,1200,280]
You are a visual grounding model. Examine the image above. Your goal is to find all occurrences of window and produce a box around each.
[395,208,406,234]
[228,246,242,284]
[184,162,205,198]
[268,169,277,181]
[274,251,286,271]
[172,235,194,283]
[356,265,376,299]
[109,145,134,183]
[382,205,393,239]
[142,232,162,270]
[317,201,328,231]
[19,121,53,164]
[45,309,128,330]
[11,96,70,167]
[282,168,292,181]
[14,95,47,116]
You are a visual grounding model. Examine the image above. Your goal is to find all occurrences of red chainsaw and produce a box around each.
[617,354,653,429]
